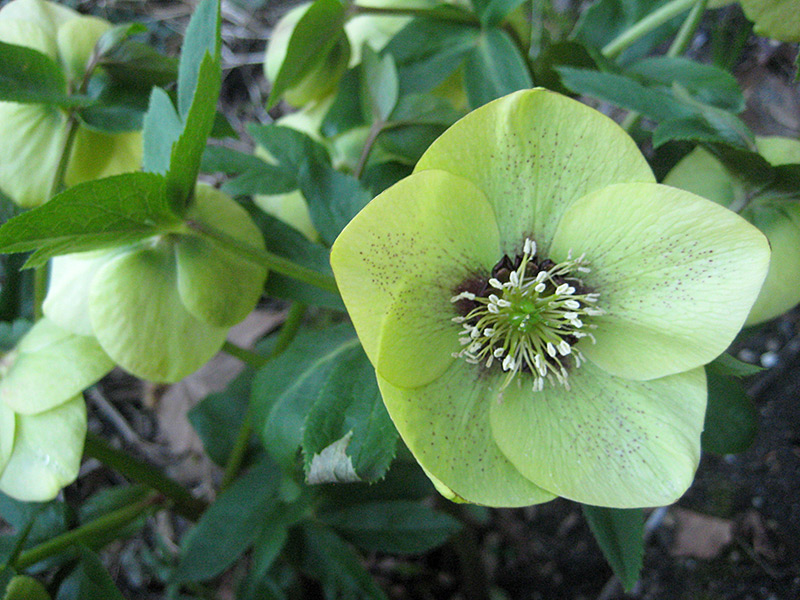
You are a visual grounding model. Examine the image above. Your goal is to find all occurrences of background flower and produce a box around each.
[331,89,770,508]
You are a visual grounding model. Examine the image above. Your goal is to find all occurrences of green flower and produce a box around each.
[664,136,800,325]
[0,318,114,501]
[42,184,267,383]
[0,0,142,207]
[330,89,770,508]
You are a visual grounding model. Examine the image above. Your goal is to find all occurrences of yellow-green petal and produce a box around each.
[44,251,113,336]
[414,88,654,254]
[89,243,228,383]
[0,0,78,52]
[176,185,268,327]
[0,402,14,474]
[662,147,737,208]
[550,182,770,381]
[739,0,800,41]
[330,170,500,384]
[0,318,113,414]
[65,128,143,187]
[55,15,110,82]
[745,204,800,324]
[490,362,706,508]
[378,362,555,507]
[0,394,85,502]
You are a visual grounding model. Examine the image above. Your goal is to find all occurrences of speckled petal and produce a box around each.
[89,243,228,383]
[490,362,706,508]
[0,394,85,502]
[0,319,113,414]
[331,169,500,387]
[176,185,268,327]
[549,182,770,381]
[414,88,654,255]
[378,362,555,507]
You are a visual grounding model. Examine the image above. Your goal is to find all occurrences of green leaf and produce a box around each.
[79,76,151,133]
[173,459,281,584]
[142,87,183,174]
[583,505,644,591]
[167,51,222,213]
[463,27,532,109]
[321,68,369,137]
[361,46,399,122]
[385,18,479,96]
[531,41,597,95]
[200,146,296,197]
[626,57,744,112]
[254,324,360,469]
[475,0,528,27]
[389,93,462,126]
[0,173,177,267]
[266,0,348,109]
[177,0,221,118]
[188,368,254,466]
[301,524,388,600]
[247,124,330,174]
[707,352,764,378]
[247,207,342,310]
[318,500,460,554]
[557,66,688,121]
[99,40,178,89]
[298,161,372,247]
[0,495,68,549]
[93,23,148,59]
[56,547,126,600]
[702,369,758,455]
[0,41,74,107]
[303,345,397,484]
[78,485,150,524]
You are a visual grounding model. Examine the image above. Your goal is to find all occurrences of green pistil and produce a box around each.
[451,238,601,392]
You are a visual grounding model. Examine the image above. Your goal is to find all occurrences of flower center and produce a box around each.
[451,238,601,392]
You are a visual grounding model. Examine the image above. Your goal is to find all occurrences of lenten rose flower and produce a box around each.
[330,89,770,508]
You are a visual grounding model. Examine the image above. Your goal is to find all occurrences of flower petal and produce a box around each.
[414,88,654,254]
[377,361,555,507]
[0,319,113,414]
[0,403,14,474]
[176,185,268,327]
[0,394,85,502]
[44,251,114,336]
[745,203,800,324]
[65,128,142,187]
[331,169,500,381]
[490,362,706,508]
[550,182,770,380]
[89,243,228,383]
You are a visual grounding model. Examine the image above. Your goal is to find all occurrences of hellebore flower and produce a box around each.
[0,318,114,501]
[330,89,770,508]
[664,136,800,326]
[0,0,142,207]
[42,184,267,383]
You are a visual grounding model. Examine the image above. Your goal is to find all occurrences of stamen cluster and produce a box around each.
[451,239,601,392]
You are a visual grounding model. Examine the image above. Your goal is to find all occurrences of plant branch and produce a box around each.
[186,220,339,296]
[220,302,307,491]
[14,494,159,570]
[84,433,207,521]
[222,341,269,369]
[667,0,708,58]
[602,0,697,59]
[353,120,386,180]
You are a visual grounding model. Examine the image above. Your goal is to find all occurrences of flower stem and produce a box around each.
[220,302,307,491]
[222,341,268,369]
[84,433,207,521]
[33,266,48,321]
[602,0,697,59]
[353,121,385,180]
[186,220,339,296]
[666,0,708,58]
[14,494,159,570]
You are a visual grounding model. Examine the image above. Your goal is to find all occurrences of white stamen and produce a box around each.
[509,271,520,287]
[546,342,557,357]
[489,278,504,290]
[534,283,546,293]
[557,340,571,356]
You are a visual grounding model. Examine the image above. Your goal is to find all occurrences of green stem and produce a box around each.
[186,220,339,296]
[49,115,80,199]
[353,121,385,180]
[666,0,708,58]
[601,0,697,59]
[14,494,158,570]
[222,341,268,369]
[32,266,48,321]
[84,433,207,521]
[219,303,307,491]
